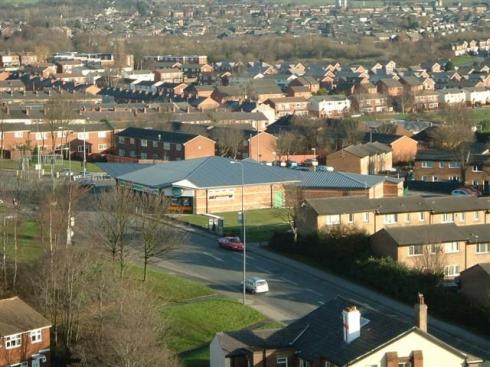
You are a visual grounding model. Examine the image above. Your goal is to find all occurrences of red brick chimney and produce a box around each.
[415,293,428,332]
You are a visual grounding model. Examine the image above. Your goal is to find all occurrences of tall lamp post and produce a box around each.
[231,160,246,305]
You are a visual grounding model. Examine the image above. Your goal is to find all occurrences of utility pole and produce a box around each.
[82,127,87,177]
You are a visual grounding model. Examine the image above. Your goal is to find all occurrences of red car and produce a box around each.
[218,236,244,251]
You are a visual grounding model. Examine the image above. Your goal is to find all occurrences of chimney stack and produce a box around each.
[415,293,428,332]
[342,306,361,343]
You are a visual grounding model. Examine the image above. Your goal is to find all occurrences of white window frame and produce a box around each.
[441,213,454,223]
[276,357,288,367]
[176,143,182,151]
[98,144,107,151]
[348,213,354,223]
[476,243,490,254]
[5,333,22,349]
[14,131,23,138]
[444,242,459,253]
[363,212,369,223]
[140,152,147,160]
[439,161,444,168]
[444,264,460,277]
[460,212,465,222]
[141,139,147,147]
[421,161,433,168]
[129,138,135,144]
[474,211,481,221]
[326,215,340,225]
[408,245,423,256]
[164,142,170,150]
[384,214,397,224]
[77,132,89,140]
[448,161,460,168]
[118,136,125,144]
[97,131,107,138]
[419,212,425,222]
[30,329,42,343]
[405,213,410,223]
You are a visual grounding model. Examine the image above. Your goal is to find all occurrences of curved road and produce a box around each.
[152,226,490,360]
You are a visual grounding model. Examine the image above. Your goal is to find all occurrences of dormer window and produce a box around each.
[5,333,21,349]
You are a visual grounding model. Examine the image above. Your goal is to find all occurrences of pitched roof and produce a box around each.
[459,225,490,243]
[115,127,207,144]
[362,133,408,145]
[0,297,51,336]
[115,157,301,189]
[337,142,392,158]
[380,223,467,245]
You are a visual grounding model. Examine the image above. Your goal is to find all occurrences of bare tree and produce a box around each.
[210,127,244,158]
[275,185,303,243]
[275,131,299,161]
[413,244,446,275]
[135,194,184,281]
[45,94,76,153]
[94,186,135,278]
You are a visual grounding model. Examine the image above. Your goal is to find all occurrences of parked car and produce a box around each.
[244,277,269,294]
[451,187,481,197]
[218,236,244,251]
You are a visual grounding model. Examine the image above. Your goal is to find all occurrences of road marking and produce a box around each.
[307,289,324,296]
[202,251,224,262]
[280,278,298,286]
[318,301,325,305]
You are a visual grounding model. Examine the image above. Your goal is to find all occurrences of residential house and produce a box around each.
[114,127,216,162]
[349,93,390,113]
[211,86,246,104]
[460,263,490,307]
[411,90,439,111]
[0,80,25,93]
[308,95,351,118]
[286,85,312,99]
[289,76,320,93]
[438,88,466,105]
[465,87,490,106]
[245,131,277,162]
[326,142,393,174]
[362,133,418,163]
[0,53,20,68]
[0,296,51,367]
[377,78,404,97]
[371,222,490,278]
[210,295,482,367]
[264,97,309,117]
[154,68,184,83]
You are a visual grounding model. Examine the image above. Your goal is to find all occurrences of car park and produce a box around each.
[218,236,244,251]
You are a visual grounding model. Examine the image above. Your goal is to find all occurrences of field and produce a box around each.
[179,208,290,242]
[0,159,103,173]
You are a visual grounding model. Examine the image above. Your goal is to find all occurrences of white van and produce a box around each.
[245,277,269,294]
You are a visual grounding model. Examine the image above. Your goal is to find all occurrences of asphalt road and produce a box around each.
[153,226,490,361]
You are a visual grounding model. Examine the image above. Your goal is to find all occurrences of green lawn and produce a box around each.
[452,55,479,67]
[128,264,275,367]
[0,220,44,263]
[179,208,290,242]
[0,159,103,173]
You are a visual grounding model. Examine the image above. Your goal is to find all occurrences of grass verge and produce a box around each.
[179,208,290,242]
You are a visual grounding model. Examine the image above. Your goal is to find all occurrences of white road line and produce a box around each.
[202,251,224,262]
[280,278,299,286]
[318,301,325,305]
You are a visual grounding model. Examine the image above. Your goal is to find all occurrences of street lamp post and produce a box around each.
[231,160,246,305]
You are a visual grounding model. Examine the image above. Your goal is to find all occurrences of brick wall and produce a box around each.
[183,136,216,160]
[0,327,50,367]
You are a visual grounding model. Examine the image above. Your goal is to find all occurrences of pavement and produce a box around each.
[152,221,490,360]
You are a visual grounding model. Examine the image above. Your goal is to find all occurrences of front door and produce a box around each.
[32,359,41,367]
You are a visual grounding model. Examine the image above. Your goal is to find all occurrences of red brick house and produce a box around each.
[0,296,51,367]
[115,127,216,161]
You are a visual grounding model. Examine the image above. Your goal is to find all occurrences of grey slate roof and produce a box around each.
[115,127,204,144]
[307,197,373,215]
[424,196,488,213]
[340,142,391,158]
[0,297,51,336]
[115,157,301,189]
[97,163,152,178]
[459,225,490,243]
[381,223,467,245]
[298,171,390,190]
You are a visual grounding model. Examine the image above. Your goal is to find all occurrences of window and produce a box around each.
[276,357,288,367]
[419,212,425,222]
[472,164,482,172]
[118,137,125,144]
[421,176,428,181]
[299,359,310,367]
[408,245,423,256]
[77,145,85,153]
[439,161,445,168]
[141,139,147,147]
[441,213,454,223]
[460,212,465,222]
[77,132,89,140]
[477,243,490,253]
[444,242,459,253]
[118,149,125,156]
[14,131,23,138]
[153,141,159,148]
[444,264,460,277]
[474,211,481,221]
[129,138,135,144]
[405,213,411,223]
[384,214,397,224]
[129,150,136,158]
[326,215,340,225]
[432,176,438,182]
[98,131,107,138]
[164,142,170,150]
[431,244,442,254]
[348,213,354,223]
[448,161,461,168]
[176,143,182,151]
[448,175,460,181]
[473,180,479,187]
[398,363,412,367]
[30,329,42,343]
[421,161,433,168]
[98,144,107,151]
[363,212,369,223]
[5,334,21,349]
